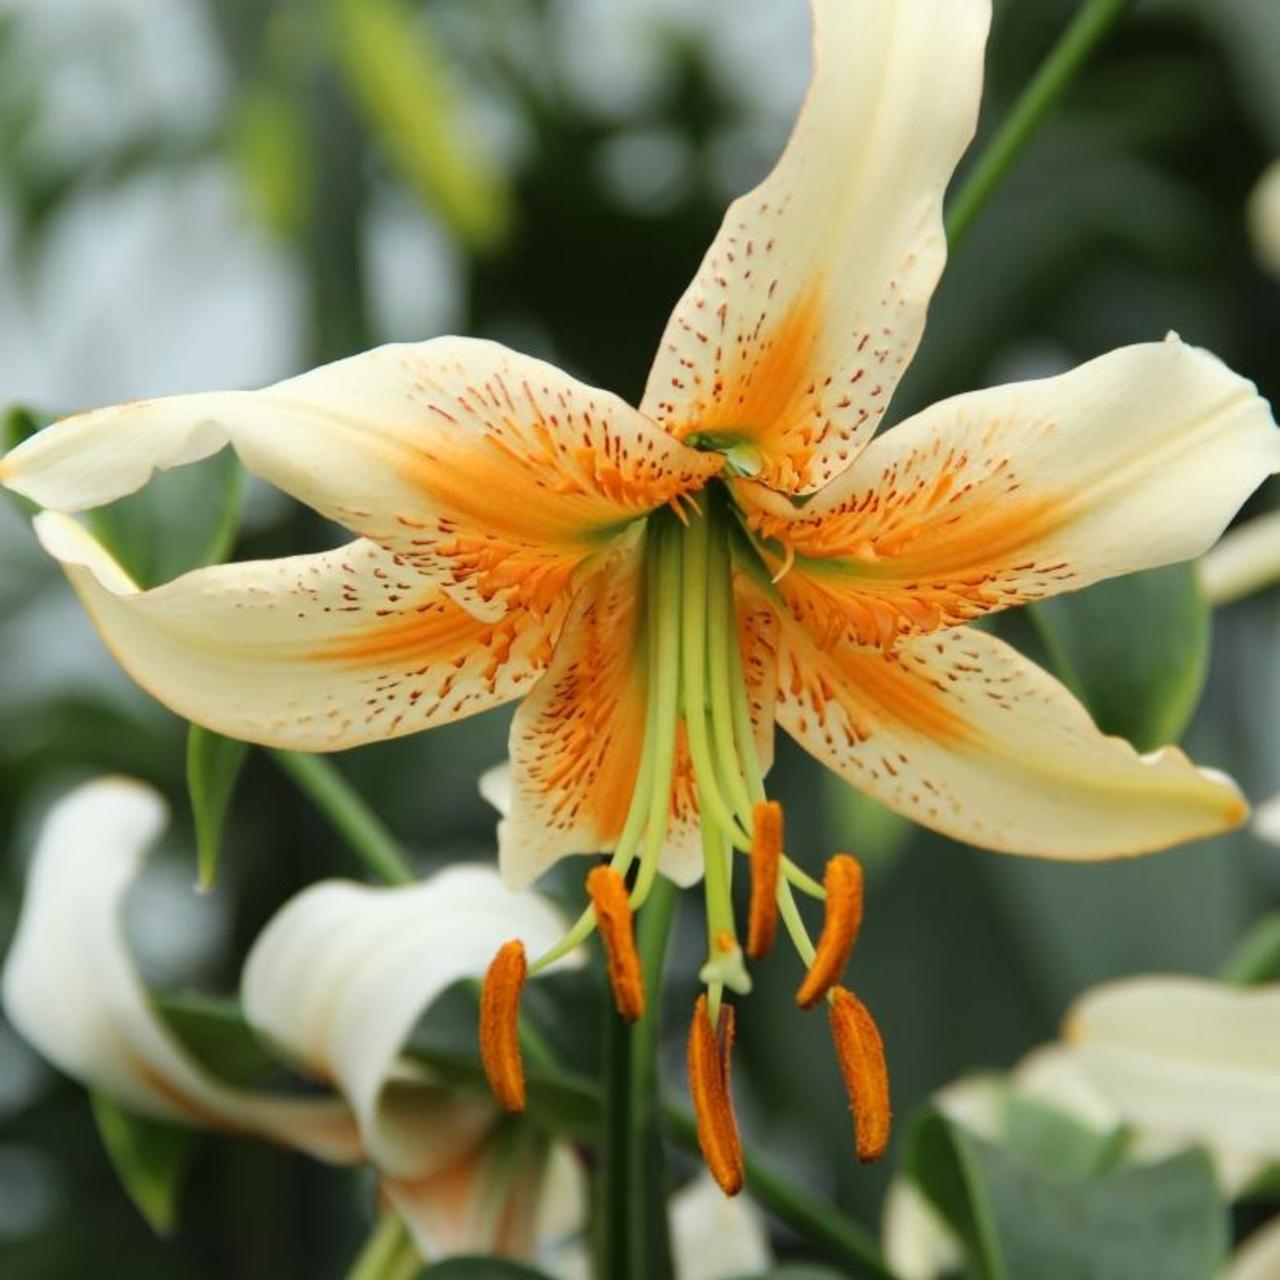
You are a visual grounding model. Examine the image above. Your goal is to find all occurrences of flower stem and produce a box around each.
[945,0,1137,248]
[344,1211,417,1280]
[596,878,678,1280]
[270,750,416,885]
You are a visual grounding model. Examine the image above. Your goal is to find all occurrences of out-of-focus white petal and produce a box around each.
[1,779,360,1163]
[1066,976,1280,1191]
[241,864,580,1179]
[1252,794,1280,847]
[1199,510,1280,606]
[882,1178,964,1280]
[669,1171,772,1280]
[1248,161,1280,279]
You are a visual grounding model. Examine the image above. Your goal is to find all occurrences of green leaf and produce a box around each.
[731,1270,848,1280]
[1218,913,1280,985]
[153,994,281,1087]
[906,1110,1227,1280]
[187,725,251,890]
[87,449,244,588]
[1028,563,1209,750]
[2,404,53,516]
[90,1092,195,1236]
[327,0,511,250]
[416,1260,555,1279]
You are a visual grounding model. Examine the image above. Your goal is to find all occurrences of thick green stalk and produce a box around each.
[945,0,1137,248]
[271,750,415,885]
[595,878,679,1280]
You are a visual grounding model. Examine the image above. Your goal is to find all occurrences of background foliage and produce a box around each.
[1,0,1279,1276]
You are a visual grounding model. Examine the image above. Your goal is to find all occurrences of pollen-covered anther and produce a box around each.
[687,994,744,1196]
[586,865,645,1022]
[479,939,527,1113]
[828,986,891,1162]
[746,800,783,959]
[795,853,864,1009]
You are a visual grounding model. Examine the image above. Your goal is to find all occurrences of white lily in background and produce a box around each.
[2,777,586,1267]
[1248,161,1280,280]
[883,974,1280,1279]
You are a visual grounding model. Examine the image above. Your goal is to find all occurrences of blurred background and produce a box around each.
[2,0,1280,1275]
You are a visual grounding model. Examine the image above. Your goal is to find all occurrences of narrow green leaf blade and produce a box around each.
[187,725,251,890]
[90,1092,195,1237]
[328,0,511,250]
[1028,564,1210,751]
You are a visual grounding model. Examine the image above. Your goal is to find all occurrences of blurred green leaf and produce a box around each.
[90,1093,194,1237]
[88,450,244,589]
[153,994,280,1088]
[1218,913,1280,985]
[327,0,510,250]
[732,1270,846,1280]
[416,1260,555,1279]
[2,404,53,516]
[1028,564,1209,750]
[187,725,251,891]
[907,1110,1226,1280]
[231,83,311,238]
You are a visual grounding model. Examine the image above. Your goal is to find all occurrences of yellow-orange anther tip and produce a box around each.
[746,801,783,960]
[586,864,646,1022]
[688,994,744,1196]
[829,987,891,1163]
[479,939,527,1113]
[795,853,864,1009]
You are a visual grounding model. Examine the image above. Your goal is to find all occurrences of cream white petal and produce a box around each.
[668,1172,772,1280]
[1,778,360,1162]
[1225,1217,1280,1280]
[1200,510,1280,605]
[740,339,1280,649]
[1066,976,1280,1176]
[641,0,991,493]
[882,1178,964,1280]
[241,863,581,1180]
[1248,160,1280,279]
[777,621,1247,860]
[33,514,563,751]
[1253,793,1280,846]
[2,338,718,620]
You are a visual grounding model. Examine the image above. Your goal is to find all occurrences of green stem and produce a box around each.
[271,750,415,885]
[945,0,1137,248]
[596,879,679,1280]
[344,1212,415,1280]
[1219,914,1280,986]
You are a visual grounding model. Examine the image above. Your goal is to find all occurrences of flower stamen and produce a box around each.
[586,864,645,1021]
[828,986,891,1162]
[746,800,783,959]
[795,854,864,1008]
[479,939,527,1112]
[687,993,744,1195]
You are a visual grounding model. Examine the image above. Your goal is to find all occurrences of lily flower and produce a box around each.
[2,777,586,1266]
[3,0,1277,1187]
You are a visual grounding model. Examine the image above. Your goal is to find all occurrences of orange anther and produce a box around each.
[746,801,783,959]
[795,854,863,1009]
[479,940,526,1113]
[828,987,891,1162]
[586,865,645,1022]
[687,994,744,1196]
